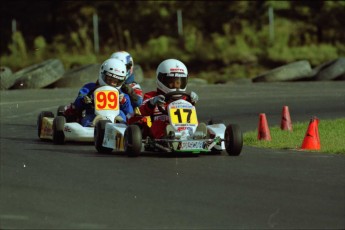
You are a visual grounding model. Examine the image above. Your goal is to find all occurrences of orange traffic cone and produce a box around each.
[258,113,271,141]
[281,105,293,131]
[301,117,321,150]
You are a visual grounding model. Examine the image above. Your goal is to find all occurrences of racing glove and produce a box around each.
[119,93,126,104]
[121,84,133,94]
[191,91,199,104]
[83,95,92,104]
[150,95,165,106]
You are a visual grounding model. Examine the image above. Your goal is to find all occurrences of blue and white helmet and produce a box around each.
[110,51,134,80]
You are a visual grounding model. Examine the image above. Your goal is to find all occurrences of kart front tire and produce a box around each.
[225,124,243,156]
[94,120,113,153]
[57,105,66,116]
[37,111,54,139]
[207,118,224,125]
[124,125,142,157]
[53,116,66,145]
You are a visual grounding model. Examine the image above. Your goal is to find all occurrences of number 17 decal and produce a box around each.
[170,108,197,124]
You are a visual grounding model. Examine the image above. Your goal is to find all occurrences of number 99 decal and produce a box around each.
[95,91,119,110]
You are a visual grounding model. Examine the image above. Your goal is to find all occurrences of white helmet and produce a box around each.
[98,58,127,89]
[156,59,188,94]
[110,51,134,79]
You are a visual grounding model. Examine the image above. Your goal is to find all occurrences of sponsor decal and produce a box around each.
[107,129,115,140]
[153,115,169,121]
[43,126,53,136]
[170,101,192,108]
[167,73,187,77]
[176,126,194,133]
[170,68,184,72]
[41,118,53,136]
[116,133,124,150]
[180,141,204,150]
[175,104,192,109]
[64,126,71,132]
[177,126,188,131]
[176,123,196,127]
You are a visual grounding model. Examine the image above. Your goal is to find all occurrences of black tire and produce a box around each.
[94,120,113,153]
[37,111,54,138]
[0,66,14,90]
[57,105,66,116]
[53,116,66,145]
[252,60,313,82]
[314,57,345,81]
[335,73,345,81]
[124,125,142,157]
[51,64,101,88]
[207,118,224,125]
[11,59,65,89]
[224,124,243,156]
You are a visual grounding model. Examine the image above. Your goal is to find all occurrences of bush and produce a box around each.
[34,36,47,61]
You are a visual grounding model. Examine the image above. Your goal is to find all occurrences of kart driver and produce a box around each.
[138,58,199,139]
[72,58,133,127]
[110,51,143,109]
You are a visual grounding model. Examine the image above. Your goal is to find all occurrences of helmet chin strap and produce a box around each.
[157,85,187,94]
[157,88,165,95]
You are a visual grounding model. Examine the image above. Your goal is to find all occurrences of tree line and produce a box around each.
[1,1,344,80]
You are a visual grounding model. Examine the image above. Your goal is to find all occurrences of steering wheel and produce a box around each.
[164,90,191,102]
[157,90,192,115]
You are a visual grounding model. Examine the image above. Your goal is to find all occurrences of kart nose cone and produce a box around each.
[193,131,205,139]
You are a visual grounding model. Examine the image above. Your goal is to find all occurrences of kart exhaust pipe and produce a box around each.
[155,143,172,152]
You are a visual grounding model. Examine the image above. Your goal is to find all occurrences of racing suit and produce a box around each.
[139,90,192,139]
[74,82,133,127]
[121,73,143,109]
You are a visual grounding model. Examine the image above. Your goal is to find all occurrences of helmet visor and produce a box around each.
[125,61,133,72]
[158,72,187,90]
[103,71,125,87]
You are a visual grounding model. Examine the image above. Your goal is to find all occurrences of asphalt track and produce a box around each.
[0,81,344,229]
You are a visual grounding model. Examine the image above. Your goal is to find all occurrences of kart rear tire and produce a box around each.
[225,124,243,156]
[37,111,54,138]
[94,120,113,153]
[315,57,345,81]
[124,125,142,157]
[53,116,66,145]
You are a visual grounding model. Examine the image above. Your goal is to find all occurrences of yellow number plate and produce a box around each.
[169,108,198,125]
[95,90,119,111]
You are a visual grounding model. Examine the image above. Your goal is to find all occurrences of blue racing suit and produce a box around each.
[74,82,133,127]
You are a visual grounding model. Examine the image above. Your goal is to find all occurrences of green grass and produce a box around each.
[243,118,345,154]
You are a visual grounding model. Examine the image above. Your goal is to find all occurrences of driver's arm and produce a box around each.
[139,99,154,116]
